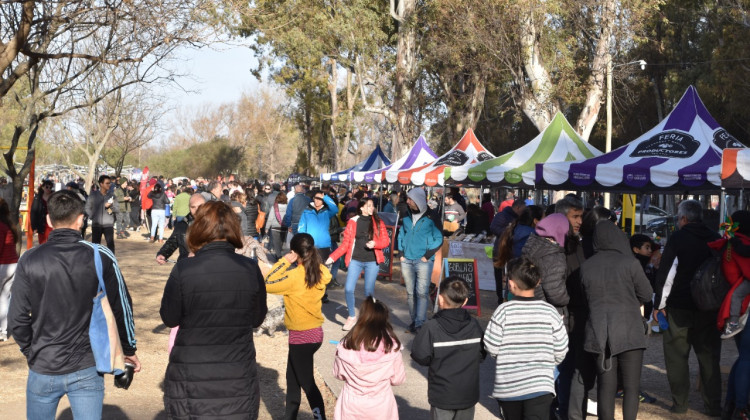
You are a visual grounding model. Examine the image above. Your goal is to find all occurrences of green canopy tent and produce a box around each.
[444,112,602,187]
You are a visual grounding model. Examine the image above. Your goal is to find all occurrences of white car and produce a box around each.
[614,204,671,226]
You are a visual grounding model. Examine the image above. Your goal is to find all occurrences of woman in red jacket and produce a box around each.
[326,198,389,331]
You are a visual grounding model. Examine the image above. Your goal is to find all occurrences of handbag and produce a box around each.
[89,243,126,375]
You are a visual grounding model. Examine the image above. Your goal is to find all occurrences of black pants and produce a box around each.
[494,266,504,305]
[285,342,325,420]
[499,393,553,420]
[597,348,643,420]
[91,225,115,253]
[568,323,597,420]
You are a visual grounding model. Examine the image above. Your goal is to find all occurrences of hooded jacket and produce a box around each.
[283,192,312,234]
[329,215,390,266]
[581,221,653,359]
[521,234,569,310]
[85,188,118,227]
[298,194,339,248]
[655,222,720,310]
[709,233,750,330]
[411,308,485,410]
[333,341,405,420]
[398,189,443,261]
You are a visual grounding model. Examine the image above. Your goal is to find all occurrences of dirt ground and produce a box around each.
[0,227,742,419]
[0,229,337,419]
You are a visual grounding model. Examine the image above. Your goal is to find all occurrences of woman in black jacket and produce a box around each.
[160,201,268,419]
[580,220,653,420]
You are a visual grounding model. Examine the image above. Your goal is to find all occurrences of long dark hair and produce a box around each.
[342,296,400,353]
[357,198,382,240]
[290,233,323,289]
[494,205,543,268]
[0,198,19,243]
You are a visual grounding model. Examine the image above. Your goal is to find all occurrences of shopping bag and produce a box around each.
[89,244,126,375]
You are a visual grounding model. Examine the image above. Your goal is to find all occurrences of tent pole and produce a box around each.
[720,188,726,225]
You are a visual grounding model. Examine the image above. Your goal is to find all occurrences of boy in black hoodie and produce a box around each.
[411,276,486,419]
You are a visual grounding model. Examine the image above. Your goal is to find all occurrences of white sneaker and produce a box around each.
[342,317,357,331]
[740,311,749,328]
[587,399,598,416]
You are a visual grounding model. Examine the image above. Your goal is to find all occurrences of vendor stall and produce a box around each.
[320,144,390,182]
[352,135,437,184]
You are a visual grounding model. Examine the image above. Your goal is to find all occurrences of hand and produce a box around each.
[124,354,141,373]
[400,256,405,262]
[420,257,428,262]
[156,255,167,265]
[284,251,297,263]
[653,309,666,321]
[325,257,334,265]
[365,240,375,248]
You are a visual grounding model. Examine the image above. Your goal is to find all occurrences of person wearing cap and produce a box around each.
[397,188,444,333]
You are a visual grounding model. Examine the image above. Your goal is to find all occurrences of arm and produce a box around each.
[482,310,504,357]
[297,211,308,234]
[390,350,406,386]
[251,263,268,328]
[283,197,293,227]
[329,221,354,262]
[422,220,444,260]
[84,193,95,218]
[7,260,32,356]
[160,266,182,328]
[372,220,390,249]
[397,224,405,252]
[455,205,466,223]
[324,195,338,218]
[264,259,298,295]
[156,227,180,261]
[552,312,569,364]
[490,211,505,236]
[630,260,654,304]
[539,252,570,307]
[101,250,137,355]
[654,238,677,310]
[410,325,433,366]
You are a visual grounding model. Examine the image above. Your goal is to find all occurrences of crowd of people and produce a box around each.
[1,173,748,420]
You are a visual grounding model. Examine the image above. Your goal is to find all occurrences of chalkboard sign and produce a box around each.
[378,214,399,281]
[442,258,481,315]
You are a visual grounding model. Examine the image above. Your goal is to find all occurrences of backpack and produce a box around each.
[691,244,731,312]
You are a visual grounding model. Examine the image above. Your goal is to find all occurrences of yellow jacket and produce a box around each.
[265,259,331,331]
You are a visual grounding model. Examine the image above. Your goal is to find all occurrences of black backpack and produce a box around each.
[691,244,731,312]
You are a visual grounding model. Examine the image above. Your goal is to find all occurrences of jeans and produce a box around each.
[27,365,104,420]
[150,209,166,240]
[401,258,433,328]
[115,212,129,233]
[726,322,750,410]
[344,259,378,317]
[269,228,287,258]
[329,242,340,282]
[0,263,17,337]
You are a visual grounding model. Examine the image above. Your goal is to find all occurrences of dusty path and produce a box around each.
[0,228,741,419]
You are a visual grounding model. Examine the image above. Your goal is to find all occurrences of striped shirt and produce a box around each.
[483,298,568,400]
[289,327,323,345]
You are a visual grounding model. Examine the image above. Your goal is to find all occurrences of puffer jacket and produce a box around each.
[157,215,192,261]
[329,215,390,266]
[521,233,570,311]
[709,233,750,330]
[333,340,405,420]
[148,190,169,210]
[160,241,267,419]
[397,215,443,261]
[298,195,338,248]
[581,221,653,360]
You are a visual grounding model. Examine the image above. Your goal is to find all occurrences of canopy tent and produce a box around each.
[721,148,750,188]
[352,135,437,183]
[384,128,495,186]
[535,86,746,192]
[320,144,391,182]
[285,173,318,188]
[444,112,602,187]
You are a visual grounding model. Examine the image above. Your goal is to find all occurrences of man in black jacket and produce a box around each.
[654,199,722,416]
[412,276,486,418]
[8,190,140,418]
[156,193,206,264]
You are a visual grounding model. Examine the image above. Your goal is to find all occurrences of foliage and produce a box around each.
[147,136,244,179]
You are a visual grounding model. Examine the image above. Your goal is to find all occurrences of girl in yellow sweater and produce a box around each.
[266,232,332,419]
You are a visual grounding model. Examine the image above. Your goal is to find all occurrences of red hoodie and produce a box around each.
[708,233,750,330]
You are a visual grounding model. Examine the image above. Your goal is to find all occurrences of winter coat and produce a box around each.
[298,195,338,248]
[333,341,405,420]
[581,221,653,360]
[655,222,720,311]
[264,259,332,331]
[283,192,312,233]
[512,224,535,258]
[157,216,191,261]
[491,206,518,252]
[329,215,390,266]
[85,189,118,227]
[266,202,288,230]
[411,308,486,410]
[243,199,260,237]
[29,194,49,232]
[397,214,443,261]
[160,241,267,420]
[114,186,130,213]
[521,233,570,310]
[148,190,169,211]
[709,233,750,330]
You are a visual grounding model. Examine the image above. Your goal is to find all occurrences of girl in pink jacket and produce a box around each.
[333,297,406,419]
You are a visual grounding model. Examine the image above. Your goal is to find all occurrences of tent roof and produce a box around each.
[535,86,746,192]
[384,128,494,186]
[721,148,750,189]
[444,112,602,187]
[352,135,437,183]
[320,144,391,182]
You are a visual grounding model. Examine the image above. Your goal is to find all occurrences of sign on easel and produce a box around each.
[442,258,481,315]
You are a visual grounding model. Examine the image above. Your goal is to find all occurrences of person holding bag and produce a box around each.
[9,190,139,419]
[326,198,390,331]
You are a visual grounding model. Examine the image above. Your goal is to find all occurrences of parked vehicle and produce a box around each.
[614,204,671,227]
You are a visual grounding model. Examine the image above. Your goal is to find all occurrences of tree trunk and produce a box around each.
[518,11,558,131]
[391,0,419,159]
[443,71,487,143]
[328,57,339,171]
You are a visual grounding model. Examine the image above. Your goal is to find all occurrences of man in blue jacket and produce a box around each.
[283,183,312,235]
[298,189,342,297]
[398,187,444,333]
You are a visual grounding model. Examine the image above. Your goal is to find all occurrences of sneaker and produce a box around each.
[342,317,357,331]
[722,321,744,339]
[406,322,416,334]
[733,407,750,420]
[586,399,598,416]
[639,391,656,404]
[322,294,329,304]
[741,311,749,328]
[329,280,343,289]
